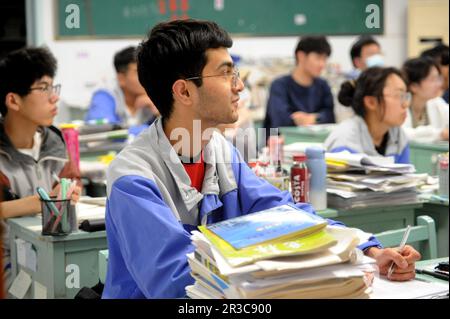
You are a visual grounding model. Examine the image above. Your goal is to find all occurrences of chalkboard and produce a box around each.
[56,0,384,38]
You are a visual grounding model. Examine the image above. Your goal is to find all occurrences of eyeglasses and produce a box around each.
[383,91,412,104]
[185,67,241,88]
[29,84,61,98]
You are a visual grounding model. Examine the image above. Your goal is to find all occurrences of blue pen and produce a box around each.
[36,187,60,216]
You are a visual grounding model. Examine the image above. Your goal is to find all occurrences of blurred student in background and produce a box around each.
[402,57,448,143]
[263,36,335,137]
[0,47,81,289]
[346,36,383,80]
[85,46,159,135]
[325,67,411,164]
[421,43,449,103]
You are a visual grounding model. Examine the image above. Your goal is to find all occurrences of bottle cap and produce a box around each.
[293,153,307,162]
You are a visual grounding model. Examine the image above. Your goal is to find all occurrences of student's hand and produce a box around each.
[134,94,160,116]
[291,111,317,126]
[441,127,449,141]
[365,246,421,281]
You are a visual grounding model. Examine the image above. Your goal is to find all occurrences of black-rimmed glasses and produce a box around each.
[185,68,241,88]
[29,84,61,98]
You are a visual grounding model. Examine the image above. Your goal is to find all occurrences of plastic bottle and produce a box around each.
[305,146,327,210]
[60,123,80,174]
[290,153,309,203]
[438,153,449,198]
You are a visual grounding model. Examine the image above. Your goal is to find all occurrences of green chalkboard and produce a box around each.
[56,0,384,38]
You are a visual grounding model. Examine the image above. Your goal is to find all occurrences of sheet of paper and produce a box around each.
[8,270,32,299]
[25,242,37,273]
[370,277,449,299]
[15,238,27,269]
[33,281,47,299]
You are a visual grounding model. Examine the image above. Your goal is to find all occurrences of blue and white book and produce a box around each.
[206,204,327,249]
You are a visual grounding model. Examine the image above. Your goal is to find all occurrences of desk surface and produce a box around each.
[415,257,449,283]
[8,215,106,242]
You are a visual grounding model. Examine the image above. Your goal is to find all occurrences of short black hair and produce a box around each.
[137,19,232,119]
[338,67,405,118]
[420,44,449,66]
[0,47,57,116]
[113,46,137,73]
[402,57,441,87]
[295,36,331,60]
[350,36,380,67]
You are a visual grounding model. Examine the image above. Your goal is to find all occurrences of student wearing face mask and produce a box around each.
[325,67,411,164]
[347,36,384,80]
[402,57,449,143]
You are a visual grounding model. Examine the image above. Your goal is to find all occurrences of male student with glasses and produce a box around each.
[104,19,420,299]
[0,47,81,290]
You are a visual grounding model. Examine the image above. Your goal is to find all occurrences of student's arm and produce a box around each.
[229,146,382,251]
[0,195,41,219]
[84,90,121,124]
[265,80,296,128]
[105,175,194,298]
[316,81,335,124]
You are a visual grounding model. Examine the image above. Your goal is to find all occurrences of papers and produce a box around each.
[370,277,449,299]
[326,151,416,174]
[76,203,105,223]
[8,270,32,299]
[15,239,37,272]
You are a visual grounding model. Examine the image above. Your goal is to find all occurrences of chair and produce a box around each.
[374,215,438,260]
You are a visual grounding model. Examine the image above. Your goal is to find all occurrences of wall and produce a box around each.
[32,0,408,122]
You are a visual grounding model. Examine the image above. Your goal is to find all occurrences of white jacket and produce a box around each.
[403,97,449,143]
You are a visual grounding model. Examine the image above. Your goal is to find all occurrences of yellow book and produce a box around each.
[199,226,337,267]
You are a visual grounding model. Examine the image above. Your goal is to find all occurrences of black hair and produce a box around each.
[402,57,441,87]
[0,47,57,117]
[420,44,449,66]
[113,46,137,73]
[350,36,380,68]
[137,19,232,119]
[338,67,404,118]
[295,36,331,61]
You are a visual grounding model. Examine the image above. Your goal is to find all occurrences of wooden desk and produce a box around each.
[8,215,107,299]
[409,141,448,175]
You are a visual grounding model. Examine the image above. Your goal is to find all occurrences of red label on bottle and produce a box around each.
[291,165,309,203]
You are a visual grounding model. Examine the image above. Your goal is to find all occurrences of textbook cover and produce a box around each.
[205,204,327,249]
[198,226,337,267]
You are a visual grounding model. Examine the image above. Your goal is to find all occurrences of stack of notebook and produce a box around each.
[185,204,376,299]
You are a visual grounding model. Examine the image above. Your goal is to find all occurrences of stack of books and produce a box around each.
[185,204,376,299]
[325,152,425,209]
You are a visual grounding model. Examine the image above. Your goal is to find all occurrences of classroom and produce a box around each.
[0,0,448,304]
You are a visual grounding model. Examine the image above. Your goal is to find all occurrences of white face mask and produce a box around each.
[365,54,385,68]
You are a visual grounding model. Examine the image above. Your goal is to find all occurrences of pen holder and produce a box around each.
[41,198,77,236]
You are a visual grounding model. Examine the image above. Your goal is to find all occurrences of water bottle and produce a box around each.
[305,146,327,210]
[60,123,80,175]
[438,153,449,198]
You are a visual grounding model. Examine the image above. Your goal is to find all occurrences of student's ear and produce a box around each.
[117,72,127,87]
[353,57,363,70]
[409,83,420,95]
[296,51,306,65]
[172,80,192,105]
[4,93,21,112]
[363,95,379,112]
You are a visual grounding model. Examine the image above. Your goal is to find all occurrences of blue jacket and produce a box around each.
[324,116,410,164]
[85,83,155,135]
[103,118,381,299]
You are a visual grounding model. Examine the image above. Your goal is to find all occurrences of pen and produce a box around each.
[416,269,449,281]
[387,225,411,279]
[36,187,60,216]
